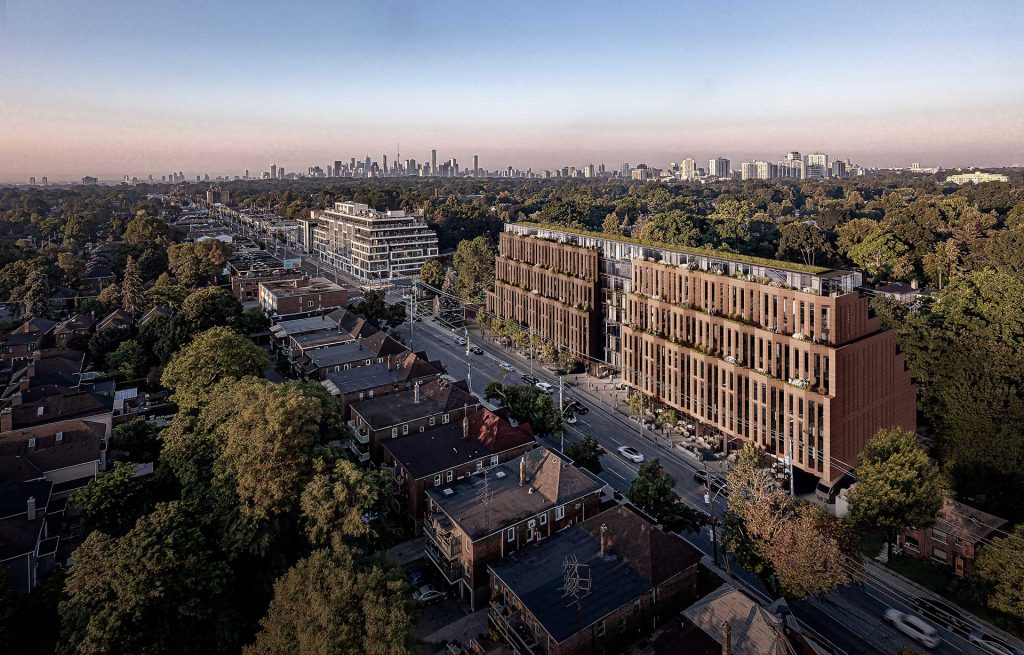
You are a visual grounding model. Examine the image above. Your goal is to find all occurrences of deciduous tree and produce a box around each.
[970,525,1024,622]
[161,327,269,411]
[564,435,603,474]
[627,459,703,533]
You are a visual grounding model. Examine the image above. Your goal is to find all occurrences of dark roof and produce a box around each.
[2,318,58,345]
[426,448,603,540]
[290,329,353,349]
[3,349,85,398]
[306,341,386,369]
[359,331,407,358]
[0,479,52,559]
[490,506,702,643]
[97,309,133,332]
[321,356,443,395]
[138,306,172,326]
[8,391,113,428]
[935,498,1008,542]
[54,313,96,334]
[384,407,535,479]
[0,418,105,484]
[350,378,474,429]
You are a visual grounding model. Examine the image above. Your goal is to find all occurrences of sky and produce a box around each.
[1,0,1023,181]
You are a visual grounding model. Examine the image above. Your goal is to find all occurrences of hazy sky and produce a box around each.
[2,0,1023,181]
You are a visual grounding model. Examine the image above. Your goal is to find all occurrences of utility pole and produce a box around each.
[408,292,415,351]
[529,324,534,376]
[703,461,720,567]
[558,375,564,414]
[787,430,795,497]
[465,327,472,393]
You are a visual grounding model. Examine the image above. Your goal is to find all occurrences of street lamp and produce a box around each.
[703,461,725,567]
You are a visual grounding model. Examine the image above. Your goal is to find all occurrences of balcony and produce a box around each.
[489,603,540,655]
[345,439,370,463]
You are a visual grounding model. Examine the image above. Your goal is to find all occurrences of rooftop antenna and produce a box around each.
[476,468,493,532]
[559,554,592,603]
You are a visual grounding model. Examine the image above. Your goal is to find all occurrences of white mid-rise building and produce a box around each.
[805,153,830,179]
[680,158,697,180]
[740,162,758,180]
[945,172,1009,185]
[756,161,778,179]
[708,157,731,178]
[298,202,439,283]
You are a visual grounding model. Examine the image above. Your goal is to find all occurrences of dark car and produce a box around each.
[694,470,709,486]
[521,375,538,385]
[912,597,970,634]
[469,345,483,355]
[568,400,589,415]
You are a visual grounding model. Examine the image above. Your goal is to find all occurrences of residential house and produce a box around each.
[298,331,408,380]
[488,505,702,655]
[899,498,1009,576]
[0,479,56,594]
[348,377,476,462]
[0,318,58,374]
[53,314,96,349]
[682,583,806,655]
[138,305,173,328]
[2,349,85,401]
[96,309,134,333]
[0,417,110,497]
[320,353,446,422]
[383,406,535,533]
[425,447,604,609]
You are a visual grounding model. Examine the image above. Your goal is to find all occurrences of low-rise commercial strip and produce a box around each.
[485,222,917,484]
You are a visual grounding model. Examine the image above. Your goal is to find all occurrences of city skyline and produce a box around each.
[2,0,1023,180]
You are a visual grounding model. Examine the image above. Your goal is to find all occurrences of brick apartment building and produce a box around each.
[899,498,1008,577]
[383,406,535,532]
[423,447,603,608]
[488,505,702,655]
[485,222,917,484]
[258,276,348,316]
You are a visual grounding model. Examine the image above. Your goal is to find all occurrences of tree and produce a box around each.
[57,251,83,286]
[484,381,506,403]
[627,459,703,533]
[300,456,396,550]
[452,236,496,303]
[110,417,162,463]
[71,461,150,537]
[970,525,1024,622]
[847,229,912,281]
[848,428,947,559]
[627,390,645,420]
[60,502,234,655]
[168,242,215,287]
[123,214,170,246]
[418,258,445,290]
[145,282,191,310]
[97,282,120,310]
[726,444,858,597]
[602,212,623,236]
[491,384,563,437]
[564,435,603,474]
[161,327,269,411]
[244,546,415,655]
[352,289,406,330]
[777,222,832,267]
[180,286,243,332]
[13,271,51,319]
[655,408,678,438]
[105,338,149,378]
[121,255,146,315]
[557,349,581,373]
[539,340,557,364]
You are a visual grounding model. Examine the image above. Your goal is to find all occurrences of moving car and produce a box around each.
[521,374,538,385]
[454,336,467,346]
[617,445,645,463]
[499,363,515,373]
[535,381,554,394]
[883,609,940,649]
[968,629,1024,655]
[568,400,589,415]
[412,585,447,604]
[564,413,577,424]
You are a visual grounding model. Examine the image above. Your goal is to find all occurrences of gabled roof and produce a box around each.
[321,356,444,396]
[54,313,96,334]
[350,378,474,429]
[935,498,1008,543]
[2,318,58,346]
[489,506,702,643]
[384,407,534,480]
[426,448,603,540]
[0,479,52,560]
[0,418,105,484]
[138,306,172,327]
[683,584,796,655]
[97,309,133,332]
[8,391,113,428]
[3,349,85,399]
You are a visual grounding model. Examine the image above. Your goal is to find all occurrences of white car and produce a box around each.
[454,337,467,346]
[412,585,447,604]
[617,446,645,463]
[499,362,516,373]
[535,381,554,394]
[968,629,1023,655]
[565,414,577,424]
[883,609,940,649]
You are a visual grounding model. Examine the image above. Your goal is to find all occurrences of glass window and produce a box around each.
[555,505,565,520]
[506,527,515,542]
[596,621,605,637]
[539,513,547,525]
[433,474,441,486]
[932,529,947,544]
[446,470,453,483]
[391,427,397,438]
[490,455,499,466]
[402,424,409,435]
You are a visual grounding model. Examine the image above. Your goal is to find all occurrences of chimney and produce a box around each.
[462,415,469,441]
[519,456,527,486]
[414,382,420,403]
[721,621,731,655]
[911,278,919,290]
[599,523,609,556]
[27,496,36,521]
[0,407,11,432]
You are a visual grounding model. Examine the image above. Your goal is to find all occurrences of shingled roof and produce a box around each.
[0,418,106,484]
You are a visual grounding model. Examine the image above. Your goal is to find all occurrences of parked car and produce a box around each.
[693,470,709,486]
[968,629,1023,655]
[521,374,538,385]
[499,363,516,373]
[535,381,554,394]
[412,585,447,604]
[883,609,940,649]
[617,446,645,463]
[614,382,628,391]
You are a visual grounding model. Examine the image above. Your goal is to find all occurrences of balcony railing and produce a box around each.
[345,440,370,463]
[424,524,461,561]
[489,604,539,655]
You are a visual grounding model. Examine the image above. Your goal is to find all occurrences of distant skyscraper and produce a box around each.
[41,177,48,186]
[473,155,479,176]
[831,160,847,178]
[786,151,802,162]
[620,162,630,179]
[382,154,388,173]
[29,177,35,185]
[804,153,830,179]
[708,157,730,178]
[755,161,778,179]
[270,164,277,180]
[680,158,696,180]
[278,166,286,180]
[334,160,342,177]
[431,149,437,175]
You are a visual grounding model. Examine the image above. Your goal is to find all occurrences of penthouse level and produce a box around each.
[487,222,916,483]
